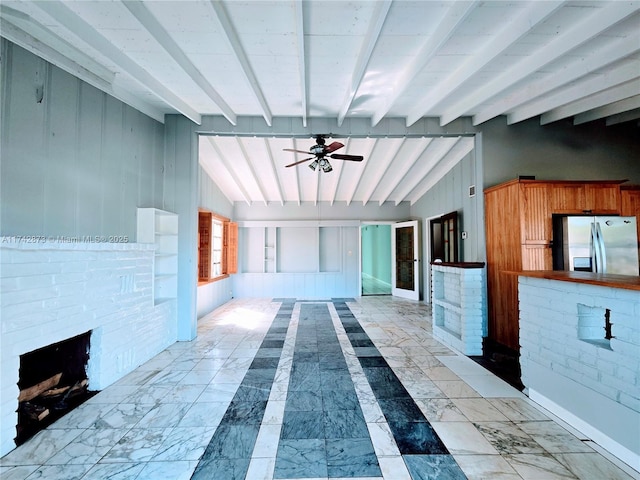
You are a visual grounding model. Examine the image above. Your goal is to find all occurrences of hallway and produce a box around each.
[1,297,636,479]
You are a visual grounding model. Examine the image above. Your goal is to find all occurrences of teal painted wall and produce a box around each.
[361,225,391,285]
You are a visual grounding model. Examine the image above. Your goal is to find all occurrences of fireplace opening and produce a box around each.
[16,331,98,446]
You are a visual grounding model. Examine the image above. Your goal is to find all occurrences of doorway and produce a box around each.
[392,220,420,300]
[361,225,392,295]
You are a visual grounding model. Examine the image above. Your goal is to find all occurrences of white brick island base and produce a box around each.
[518,273,640,471]
[0,240,178,457]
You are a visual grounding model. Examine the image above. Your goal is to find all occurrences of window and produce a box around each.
[198,210,237,283]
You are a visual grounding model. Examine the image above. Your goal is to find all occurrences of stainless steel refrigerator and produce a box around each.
[552,216,639,276]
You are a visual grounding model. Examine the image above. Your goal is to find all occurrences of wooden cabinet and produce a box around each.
[484,179,626,350]
[550,182,621,214]
[621,186,640,248]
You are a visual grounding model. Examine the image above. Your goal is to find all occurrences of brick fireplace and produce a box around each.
[0,239,178,456]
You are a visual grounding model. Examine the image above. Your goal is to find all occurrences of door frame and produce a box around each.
[392,220,421,300]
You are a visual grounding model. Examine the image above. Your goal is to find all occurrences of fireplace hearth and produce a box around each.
[16,331,98,446]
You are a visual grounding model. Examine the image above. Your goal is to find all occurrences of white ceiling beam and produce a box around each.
[361,137,405,206]
[344,139,378,206]
[371,1,477,127]
[263,139,285,206]
[406,1,563,126]
[123,1,237,126]
[329,160,345,206]
[508,61,640,125]
[438,2,639,127]
[409,138,474,205]
[378,138,432,206]
[575,94,640,125]
[33,0,201,124]
[473,31,640,126]
[209,1,272,127]
[294,0,307,127]
[541,82,639,125]
[0,11,164,123]
[293,139,302,205]
[207,137,252,206]
[236,138,268,206]
[392,139,463,206]
[337,0,392,127]
[604,105,640,126]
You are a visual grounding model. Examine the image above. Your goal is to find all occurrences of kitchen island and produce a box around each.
[516,270,640,470]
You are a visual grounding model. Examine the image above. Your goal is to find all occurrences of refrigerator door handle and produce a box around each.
[590,223,598,272]
[595,222,607,274]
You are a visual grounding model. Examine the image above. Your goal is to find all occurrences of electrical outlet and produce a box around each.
[461,231,468,240]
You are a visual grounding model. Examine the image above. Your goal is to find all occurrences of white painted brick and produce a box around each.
[0,242,176,456]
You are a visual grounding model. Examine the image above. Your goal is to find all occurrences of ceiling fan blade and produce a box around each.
[285,157,314,167]
[283,148,312,154]
[325,141,344,153]
[329,153,363,162]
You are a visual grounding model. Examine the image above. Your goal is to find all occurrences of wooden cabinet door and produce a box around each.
[551,184,585,213]
[521,244,552,270]
[585,184,621,213]
[521,183,551,243]
[621,188,640,244]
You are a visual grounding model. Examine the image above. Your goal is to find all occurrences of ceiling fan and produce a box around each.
[284,135,363,172]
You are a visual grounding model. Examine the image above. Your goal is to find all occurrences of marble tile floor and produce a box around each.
[1,297,638,480]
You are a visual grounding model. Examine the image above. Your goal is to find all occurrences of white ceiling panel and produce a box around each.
[3,0,637,207]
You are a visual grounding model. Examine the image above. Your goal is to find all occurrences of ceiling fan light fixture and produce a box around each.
[309,160,319,171]
[321,160,333,173]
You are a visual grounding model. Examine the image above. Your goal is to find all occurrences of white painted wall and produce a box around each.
[196,165,234,318]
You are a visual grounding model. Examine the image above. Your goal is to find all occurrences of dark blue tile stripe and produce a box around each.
[191,302,293,480]
[333,301,468,479]
[274,303,381,479]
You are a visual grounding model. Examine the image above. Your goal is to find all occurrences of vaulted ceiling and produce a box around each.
[2,1,638,206]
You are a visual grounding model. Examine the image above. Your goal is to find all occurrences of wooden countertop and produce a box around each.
[508,270,640,291]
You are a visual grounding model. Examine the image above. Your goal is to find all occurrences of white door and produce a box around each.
[392,220,420,300]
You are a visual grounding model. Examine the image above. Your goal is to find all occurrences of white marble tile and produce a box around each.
[432,380,481,398]
[45,428,129,465]
[262,400,286,424]
[100,428,174,463]
[82,462,145,480]
[517,421,595,454]
[0,428,83,466]
[48,402,116,430]
[178,401,229,428]
[148,369,189,385]
[420,365,460,381]
[246,457,277,480]
[91,403,154,429]
[461,373,521,398]
[152,426,216,461]
[430,421,499,455]
[366,422,400,456]
[252,424,282,457]
[377,455,412,480]
[503,453,579,479]
[473,421,546,454]
[488,398,551,422]
[195,383,240,403]
[553,452,637,480]
[178,369,217,385]
[0,465,38,480]
[414,398,467,422]
[16,464,91,479]
[451,398,510,422]
[136,402,192,428]
[135,460,199,480]
[453,454,522,480]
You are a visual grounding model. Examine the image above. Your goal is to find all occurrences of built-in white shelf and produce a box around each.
[137,208,178,305]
